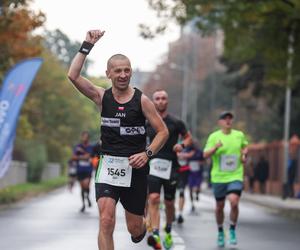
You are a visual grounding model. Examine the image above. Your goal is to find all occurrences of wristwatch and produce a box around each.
[145,148,153,158]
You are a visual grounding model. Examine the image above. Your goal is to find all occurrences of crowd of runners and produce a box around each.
[67,29,249,250]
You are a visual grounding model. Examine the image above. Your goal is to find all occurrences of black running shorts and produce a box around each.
[95,168,148,216]
[77,171,92,181]
[147,170,178,201]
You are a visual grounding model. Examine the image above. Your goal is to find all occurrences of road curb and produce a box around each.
[241,194,300,221]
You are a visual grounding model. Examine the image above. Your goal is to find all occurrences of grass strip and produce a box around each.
[0,176,67,204]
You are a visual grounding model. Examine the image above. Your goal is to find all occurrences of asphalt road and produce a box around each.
[0,183,299,250]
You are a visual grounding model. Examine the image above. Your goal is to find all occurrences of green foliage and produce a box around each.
[144,0,300,86]
[143,0,300,142]
[22,140,47,183]
[15,50,106,165]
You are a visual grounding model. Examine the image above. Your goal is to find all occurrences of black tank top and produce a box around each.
[100,87,146,157]
[146,114,187,169]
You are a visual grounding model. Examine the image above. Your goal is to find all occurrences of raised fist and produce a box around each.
[85,30,105,44]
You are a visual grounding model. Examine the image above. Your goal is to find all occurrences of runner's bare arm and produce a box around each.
[141,94,169,154]
[182,131,192,147]
[203,140,223,159]
[173,131,192,153]
[241,147,248,164]
[68,30,105,105]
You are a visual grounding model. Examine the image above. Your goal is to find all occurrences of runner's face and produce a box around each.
[218,116,233,129]
[81,133,89,143]
[152,91,168,112]
[106,58,132,91]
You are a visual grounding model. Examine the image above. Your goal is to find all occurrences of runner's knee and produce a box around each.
[216,201,225,211]
[149,193,160,205]
[100,215,115,234]
[230,200,239,209]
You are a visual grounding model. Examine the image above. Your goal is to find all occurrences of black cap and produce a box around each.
[219,111,234,120]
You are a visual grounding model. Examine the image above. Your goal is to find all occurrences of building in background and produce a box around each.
[131,69,151,91]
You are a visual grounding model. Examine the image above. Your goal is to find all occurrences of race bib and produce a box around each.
[149,158,172,180]
[69,167,77,175]
[95,155,132,187]
[178,159,187,166]
[220,155,238,172]
[189,160,200,172]
[78,160,90,167]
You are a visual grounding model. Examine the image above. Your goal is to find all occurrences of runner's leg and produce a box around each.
[79,180,86,212]
[81,177,92,207]
[228,193,240,225]
[125,210,146,242]
[148,193,161,232]
[97,197,116,250]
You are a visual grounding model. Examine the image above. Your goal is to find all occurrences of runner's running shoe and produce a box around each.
[217,231,225,247]
[229,229,237,245]
[147,234,162,250]
[163,232,173,249]
[80,205,85,213]
[191,205,195,212]
[177,215,184,224]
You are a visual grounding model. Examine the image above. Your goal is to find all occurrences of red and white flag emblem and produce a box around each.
[118,106,125,111]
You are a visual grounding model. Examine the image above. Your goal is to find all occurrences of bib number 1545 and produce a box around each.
[107,167,126,177]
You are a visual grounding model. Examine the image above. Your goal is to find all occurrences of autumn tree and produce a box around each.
[0,0,112,179]
[0,0,45,81]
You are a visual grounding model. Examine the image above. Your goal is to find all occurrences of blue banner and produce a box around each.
[0,58,43,178]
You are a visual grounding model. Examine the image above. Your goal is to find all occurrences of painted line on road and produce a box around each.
[172,230,185,250]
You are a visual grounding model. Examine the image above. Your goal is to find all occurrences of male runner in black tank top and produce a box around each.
[146,89,192,249]
[68,30,169,250]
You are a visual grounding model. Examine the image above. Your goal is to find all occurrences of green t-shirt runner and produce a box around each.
[204,129,248,183]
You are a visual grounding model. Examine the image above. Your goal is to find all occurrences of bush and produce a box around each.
[24,141,48,183]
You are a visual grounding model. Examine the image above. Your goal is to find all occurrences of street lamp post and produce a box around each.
[282,24,295,199]
[169,62,189,124]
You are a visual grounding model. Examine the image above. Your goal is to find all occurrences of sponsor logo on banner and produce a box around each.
[120,126,146,135]
[101,117,120,127]
[0,100,9,124]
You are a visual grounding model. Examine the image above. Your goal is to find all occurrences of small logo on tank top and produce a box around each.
[118,106,125,111]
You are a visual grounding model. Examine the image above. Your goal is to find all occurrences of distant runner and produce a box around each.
[146,89,192,249]
[72,131,93,212]
[203,111,248,247]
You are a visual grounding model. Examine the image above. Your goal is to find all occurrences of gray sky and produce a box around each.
[31,0,180,76]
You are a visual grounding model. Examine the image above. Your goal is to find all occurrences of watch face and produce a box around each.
[147,149,153,157]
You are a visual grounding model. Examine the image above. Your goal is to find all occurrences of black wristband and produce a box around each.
[79,41,94,55]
